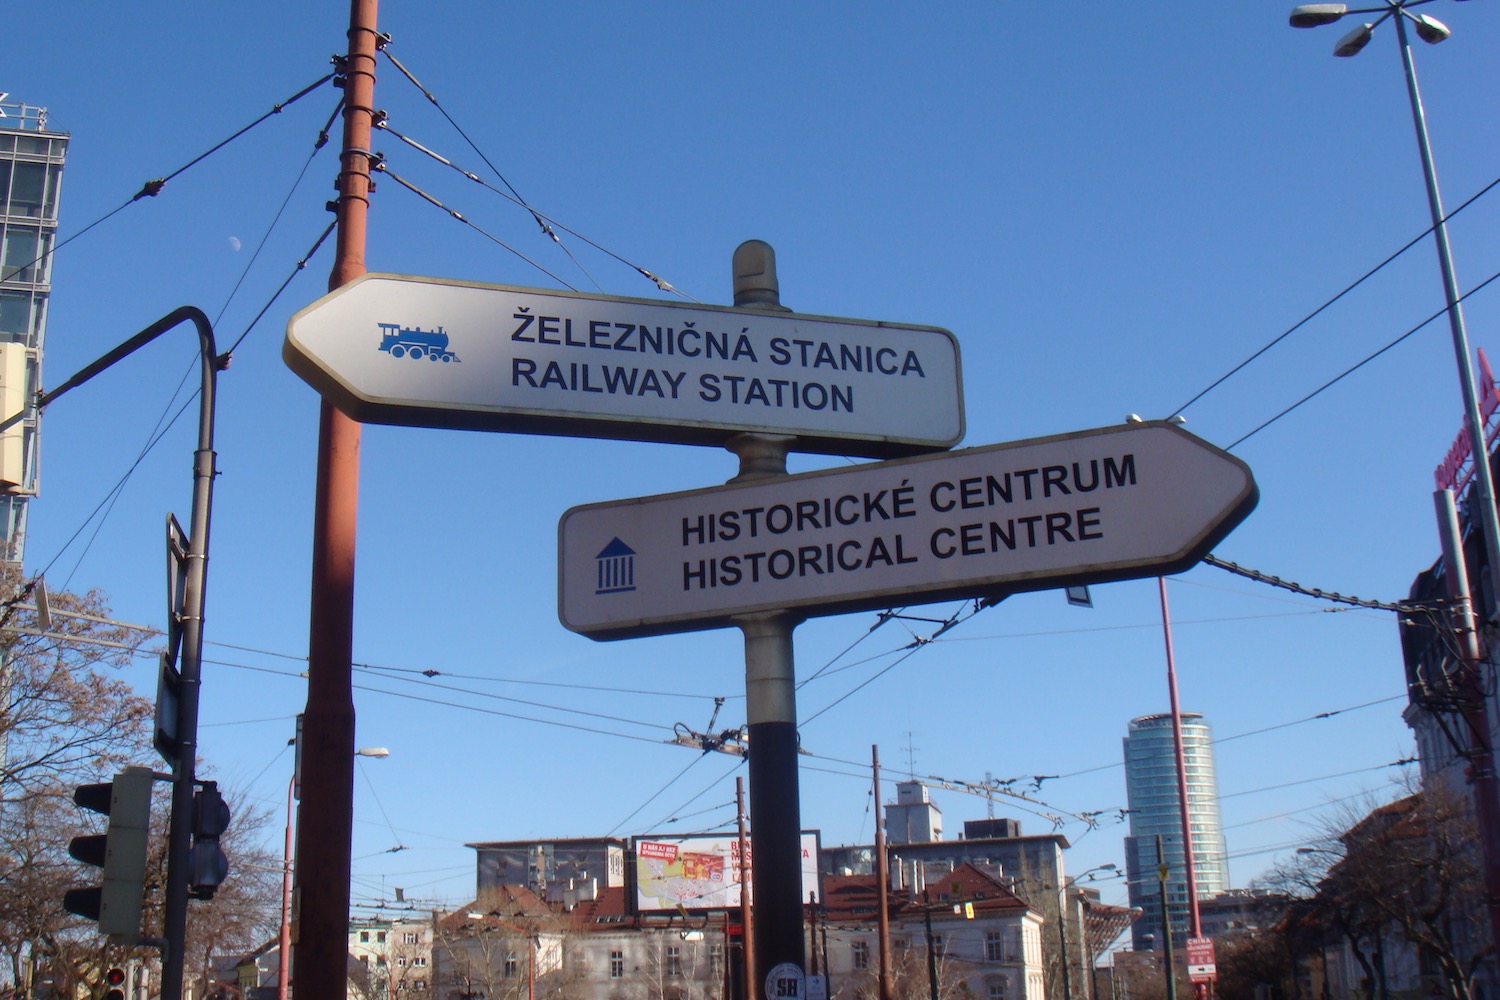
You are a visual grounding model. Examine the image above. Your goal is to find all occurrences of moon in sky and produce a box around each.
[228,236,242,252]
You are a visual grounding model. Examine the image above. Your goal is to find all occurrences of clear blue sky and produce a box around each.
[10,2,1500,936]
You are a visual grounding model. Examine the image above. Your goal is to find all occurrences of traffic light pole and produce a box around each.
[38,306,221,999]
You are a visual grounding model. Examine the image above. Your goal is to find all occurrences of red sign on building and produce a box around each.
[1186,936,1217,983]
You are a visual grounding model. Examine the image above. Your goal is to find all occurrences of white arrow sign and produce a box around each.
[284,273,964,457]
[559,422,1256,639]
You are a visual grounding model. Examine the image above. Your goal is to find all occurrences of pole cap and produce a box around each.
[732,240,789,311]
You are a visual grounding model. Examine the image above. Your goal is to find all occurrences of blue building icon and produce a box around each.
[595,538,637,595]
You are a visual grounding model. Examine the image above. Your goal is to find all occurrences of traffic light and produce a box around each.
[62,766,154,944]
[188,780,231,900]
[104,966,127,1000]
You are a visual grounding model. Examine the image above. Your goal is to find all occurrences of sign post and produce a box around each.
[559,420,1257,639]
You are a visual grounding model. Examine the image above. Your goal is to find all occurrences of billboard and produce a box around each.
[634,832,821,911]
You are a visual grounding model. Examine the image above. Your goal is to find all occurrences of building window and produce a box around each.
[504,957,518,979]
[360,931,370,943]
[403,932,419,944]
[931,934,944,956]
[666,945,683,977]
[610,950,625,979]
[397,957,407,968]
[412,957,428,968]
[853,941,870,970]
[413,981,426,992]
[989,980,1009,1000]
[710,943,724,977]
[377,931,388,943]
[986,931,1005,962]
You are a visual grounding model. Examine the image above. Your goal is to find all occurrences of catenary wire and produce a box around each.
[212,101,337,329]
[373,117,696,301]
[0,73,335,285]
[1226,266,1500,449]
[373,48,694,300]
[607,754,708,837]
[1054,694,1407,779]
[1173,172,1500,417]
[374,162,578,290]
[33,214,337,588]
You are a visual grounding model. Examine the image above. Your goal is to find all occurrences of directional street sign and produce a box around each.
[559,421,1257,639]
[284,273,964,458]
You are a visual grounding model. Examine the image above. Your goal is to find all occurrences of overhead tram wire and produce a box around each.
[0,73,337,285]
[350,658,737,702]
[353,679,673,748]
[607,754,710,837]
[33,215,338,588]
[799,599,990,726]
[191,646,685,737]
[212,103,341,334]
[374,162,578,290]
[796,606,907,689]
[372,116,696,301]
[349,667,681,734]
[377,41,691,299]
[1051,693,1413,780]
[1173,171,1500,418]
[1226,266,1500,449]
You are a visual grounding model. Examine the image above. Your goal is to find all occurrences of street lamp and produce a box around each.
[1058,865,1118,1000]
[1288,0,1500,596]
[1289,3,1500,973]
[279,744,391,1000]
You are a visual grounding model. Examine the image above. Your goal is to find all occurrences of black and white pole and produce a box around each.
[729,240,809,1000]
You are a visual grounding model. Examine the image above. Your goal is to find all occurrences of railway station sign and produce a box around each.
[559,421,1257,639]
[284,273,964,457]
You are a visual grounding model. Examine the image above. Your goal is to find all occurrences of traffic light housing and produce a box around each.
[63,766,154,944]
[188,780,231,900]
[104,966,127,1000]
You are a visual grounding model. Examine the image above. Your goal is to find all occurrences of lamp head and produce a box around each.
[1333,22,1374,56]
[1412,13,1451,43]
[1290,3,1347,27]
[356,747,390,758]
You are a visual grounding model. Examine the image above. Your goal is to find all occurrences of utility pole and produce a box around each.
[295,2,376,999]
[1157,836,1177,1000]
[1158,579,1205,1000]
[922,890,939,1000]
[873,745,893,1000]
[737,776,755,1000]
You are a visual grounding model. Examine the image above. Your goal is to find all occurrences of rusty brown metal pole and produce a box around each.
[738,776,755,1000]
[1158,578,1206,1000]
[293,3,376,998]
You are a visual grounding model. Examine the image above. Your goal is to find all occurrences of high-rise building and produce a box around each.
[1121,712,1228,950]
[0,97,66,566]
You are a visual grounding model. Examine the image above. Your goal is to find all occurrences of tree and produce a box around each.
[0,580,152,996]
[0,576,280,998]
[434,888,588,1000]
[1323,787,1488,1000]
[1214,929,1297,1000]
[1257,784,1490,1000]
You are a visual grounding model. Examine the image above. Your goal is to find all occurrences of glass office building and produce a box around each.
[0,99,66,566]
[1121,712,1228,950]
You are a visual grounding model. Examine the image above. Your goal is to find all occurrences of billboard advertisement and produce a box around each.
[633,832,821,911]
